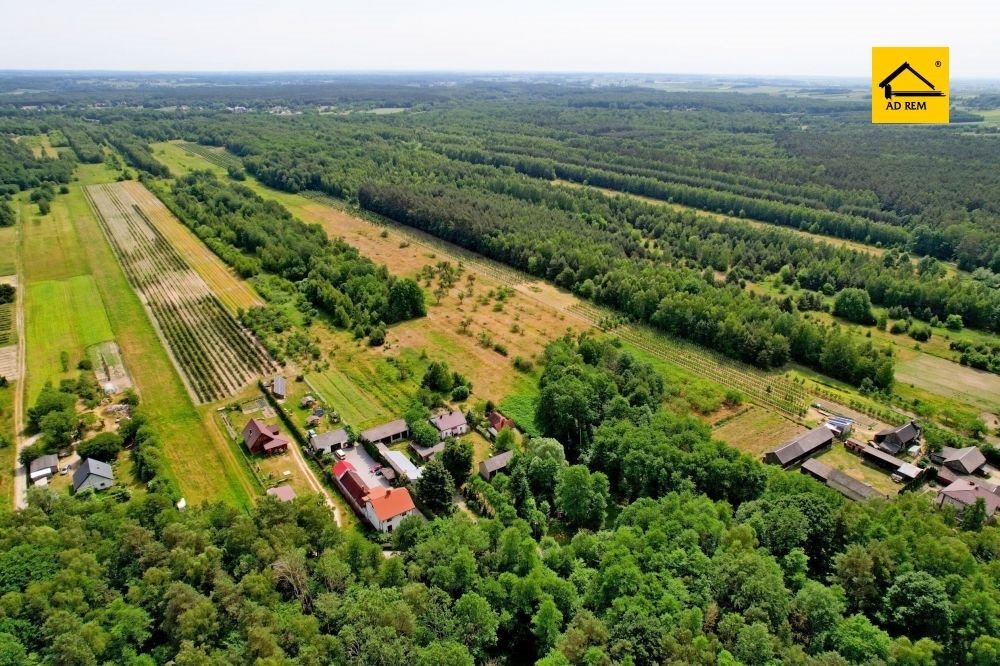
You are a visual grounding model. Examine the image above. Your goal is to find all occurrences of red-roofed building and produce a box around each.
[487,411,515,439]
[332,460,355,481]
[339,470,370,507]
[364,487,418,532]
[242,419,289,455]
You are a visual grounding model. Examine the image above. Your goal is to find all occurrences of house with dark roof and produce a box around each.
[764,426,835,467]
[310,428,349,456]
[855,445,923,482]
[339,469,370,507]
[873,421,920,455]
[73,458,114,493]
[430,410,468,440]
[937,479,1000,521]
[242,419,289,455]
[360,419,409,446]
[931,446,987,476]
[800,458,884,502]
[479,450,515,481]
[266,485,296,502]
[29,454,59,483]
[271,376,287,400]
[364,487,418,532]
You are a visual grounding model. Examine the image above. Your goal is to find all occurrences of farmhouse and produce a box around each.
[310,428,349,456]
[360,419,409,446]
[29,454,59,483]
[479,450,515,480]
[487,411,515,439]
[72,458,114,494]
[800,458,884,502]
[931,446,987,476]
[764,426,835,467]
[364,487,418,532]
[937,479,1000,521]
[242,419,290,455]
[410,440,445,462]
[873,420,920,455]
[271,376,287,400]
[384,450,422,482]
[430,410,469,440]
[266,485,296,502]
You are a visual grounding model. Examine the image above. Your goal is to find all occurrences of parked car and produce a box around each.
[369,463,382,473]
[334,449,346,461]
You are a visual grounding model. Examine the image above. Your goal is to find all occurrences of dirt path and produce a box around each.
[285,439,342,526]
[12,210,28,510]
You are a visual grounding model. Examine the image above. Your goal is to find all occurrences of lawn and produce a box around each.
[0,227,15,276]
[65,181,258,508]
[814,444,900,497]
[23,275,114,402]
[19,195,89,283]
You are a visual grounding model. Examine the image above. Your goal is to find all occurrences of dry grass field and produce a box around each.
[895,353,1000,413]
[713,406,806,458]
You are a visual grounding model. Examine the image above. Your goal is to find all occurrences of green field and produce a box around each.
[0,382,14,507]
[0,227,15,276]
[24,276,114,402]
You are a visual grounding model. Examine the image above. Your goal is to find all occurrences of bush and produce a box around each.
[451,385,470,401]
[77,358,93,371]
[909,323,932,342]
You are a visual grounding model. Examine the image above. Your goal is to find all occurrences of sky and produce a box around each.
[3,0,999,78]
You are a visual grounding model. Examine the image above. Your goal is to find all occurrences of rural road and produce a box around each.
[284,430,342,527]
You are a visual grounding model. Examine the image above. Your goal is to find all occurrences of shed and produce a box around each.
[409,440,445,462]
[29,454,59,482]
[311,428,350,455]
[271,376,287,400]
[764,426,835,467]
[360,419,409,446]
[479,450,515,481]
[72,458,114,493]
[384,450,422,482]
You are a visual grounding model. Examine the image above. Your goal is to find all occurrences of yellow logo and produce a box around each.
[872,47,949,124]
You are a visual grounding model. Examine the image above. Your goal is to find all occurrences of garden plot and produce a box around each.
[87,341,133,393]
[85,183,278,404]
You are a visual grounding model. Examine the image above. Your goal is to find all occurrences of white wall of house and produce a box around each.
[365,504,416,532]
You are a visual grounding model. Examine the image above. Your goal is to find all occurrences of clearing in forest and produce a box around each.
[85,183,278,404]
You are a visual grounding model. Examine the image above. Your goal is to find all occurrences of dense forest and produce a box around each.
[0,335,997,665]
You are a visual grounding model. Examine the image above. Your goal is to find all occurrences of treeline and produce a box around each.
[164,172,425,338]
[61,125,103,163]
[0,135,74,194]
[99,128,169,177]
[359,181,894,387]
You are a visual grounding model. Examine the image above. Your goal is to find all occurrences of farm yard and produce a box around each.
[85,182,278,403]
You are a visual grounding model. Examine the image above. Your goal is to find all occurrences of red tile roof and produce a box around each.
[488,411,514,431]
[332,460,355,480]
[367,487,416,521]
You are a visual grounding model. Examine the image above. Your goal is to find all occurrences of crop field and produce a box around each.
[0,227,15,275]
[120,182,263,313]
[568,301,811,417]
[895,353,1000,413]
[85,183,277,403]
[64,179,257,507]
[0,302,12,346]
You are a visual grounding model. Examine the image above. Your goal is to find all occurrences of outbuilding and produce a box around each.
[479,450,515,481]
[29,454,59,483]
[764,426,835,467]
[72,458,114,493]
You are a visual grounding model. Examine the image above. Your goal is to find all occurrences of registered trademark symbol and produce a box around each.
[935,61,942,67]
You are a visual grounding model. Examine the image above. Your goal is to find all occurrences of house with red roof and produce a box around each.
[242,419,289,455]
[364,487,418,532]
[487,410,515,440]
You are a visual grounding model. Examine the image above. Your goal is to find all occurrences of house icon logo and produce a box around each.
[872,47,949,124]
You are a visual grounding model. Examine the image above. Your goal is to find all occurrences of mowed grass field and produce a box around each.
[0,227,15,276]
[23,181,257,508]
